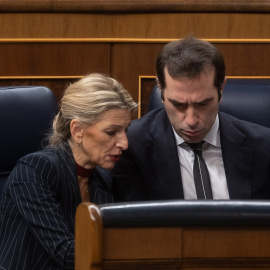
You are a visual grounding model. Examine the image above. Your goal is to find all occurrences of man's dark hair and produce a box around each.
[156,37,226,101]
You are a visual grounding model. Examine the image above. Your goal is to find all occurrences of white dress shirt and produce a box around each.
[173,115,230,199]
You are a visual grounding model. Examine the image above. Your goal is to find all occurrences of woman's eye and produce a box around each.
[106,131,116,136]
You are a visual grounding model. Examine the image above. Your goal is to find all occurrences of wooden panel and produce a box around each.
[75,203,103,270]
[103,227,182,260]
[0,40,268,116]
[103,260,270,270]
[0,13,269,39]
[113,42,270,106]
[103,260,181,270]
[140,76,157,117]
[76,203,270,270]
[0,0,269,12]
[0,14,114,38]
[180,260,270,270]
[102,227,270,269]
[112,43,162,102]
[215,43,270,76]
[110,13,270,39]
[0,43,110,76]
[183,227,270,258]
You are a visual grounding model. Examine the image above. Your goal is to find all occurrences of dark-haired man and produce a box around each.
[112,37,270,201]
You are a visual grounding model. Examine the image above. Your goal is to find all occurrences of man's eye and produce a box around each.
[171,102,185,108]
[174,104,184,108]
[198,101,209,106]
[174,104,187,111]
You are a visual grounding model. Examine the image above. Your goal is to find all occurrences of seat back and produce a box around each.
[149,79,270,128]
[0,86,58,201]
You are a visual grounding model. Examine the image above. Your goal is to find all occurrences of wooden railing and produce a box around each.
[0,0,269,12]
[75,201,270,270]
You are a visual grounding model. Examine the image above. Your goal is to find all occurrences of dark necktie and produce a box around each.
[187,141,213,199]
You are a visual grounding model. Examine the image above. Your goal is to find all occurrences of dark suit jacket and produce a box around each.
[0,144,113,270]
[112,108,270,201]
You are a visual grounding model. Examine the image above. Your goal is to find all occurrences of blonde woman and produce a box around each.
[0,73,137,270]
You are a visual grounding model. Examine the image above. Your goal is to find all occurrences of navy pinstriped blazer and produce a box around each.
[0,143,113,270]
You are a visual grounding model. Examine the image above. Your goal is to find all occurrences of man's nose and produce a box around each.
[185,107,199,128]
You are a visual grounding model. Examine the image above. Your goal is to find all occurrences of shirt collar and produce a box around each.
[173,114,221,148]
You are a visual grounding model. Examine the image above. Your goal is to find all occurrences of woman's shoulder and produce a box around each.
[7,144,75,187]
[21,146,65,162]
[18,144,74,173]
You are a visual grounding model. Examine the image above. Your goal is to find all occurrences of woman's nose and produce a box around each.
[116,133,129,150]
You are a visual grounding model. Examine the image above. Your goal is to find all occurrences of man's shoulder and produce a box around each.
[128,108,167,133]
[219,111,270,139]
[219,111,270,128]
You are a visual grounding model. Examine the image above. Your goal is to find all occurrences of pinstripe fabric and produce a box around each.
[0,144,113,270]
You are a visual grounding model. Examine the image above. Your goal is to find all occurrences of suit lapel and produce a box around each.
[90,167,113,204]
[54,144,81,232]
[146,109,184,199]
[219,113,254,199]
[60,146,81,202]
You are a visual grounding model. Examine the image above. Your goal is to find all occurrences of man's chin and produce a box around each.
[181,134,205,143]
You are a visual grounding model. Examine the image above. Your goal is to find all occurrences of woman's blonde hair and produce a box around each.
[48,73,137,147]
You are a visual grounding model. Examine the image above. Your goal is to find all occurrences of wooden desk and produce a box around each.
[75,201,270,270]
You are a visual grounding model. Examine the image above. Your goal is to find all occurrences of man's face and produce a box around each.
[161,67,224,143]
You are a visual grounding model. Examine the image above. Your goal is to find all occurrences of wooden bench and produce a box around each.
[75,200,270,270]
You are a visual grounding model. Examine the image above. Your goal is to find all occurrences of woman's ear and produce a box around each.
[70,119,83,143]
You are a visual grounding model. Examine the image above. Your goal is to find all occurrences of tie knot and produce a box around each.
[187,141,204,155]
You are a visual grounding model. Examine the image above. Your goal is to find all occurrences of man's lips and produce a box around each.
[182,130,202,137]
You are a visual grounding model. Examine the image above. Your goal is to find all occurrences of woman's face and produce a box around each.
[73,109,131,169]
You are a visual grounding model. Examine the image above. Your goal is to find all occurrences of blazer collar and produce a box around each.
[89,167,113,204]
[58,143,82,197]
[61,142,112,204]
[146,110,255,200]
[146,109,184,199]
[219,112,254,199]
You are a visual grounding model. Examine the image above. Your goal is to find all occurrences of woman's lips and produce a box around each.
[109,155,121,162]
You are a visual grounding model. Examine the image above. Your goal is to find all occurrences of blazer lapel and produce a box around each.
[146,109,184,199]
[54,144,82,232]
[61,146,81,202]
[90,167,113,204]
[219,113,254,199]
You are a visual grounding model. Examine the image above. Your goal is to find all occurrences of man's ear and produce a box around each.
[70,119,83,143]
[156,78,164,103]
[156,78,161,92]
[219,77,227,102]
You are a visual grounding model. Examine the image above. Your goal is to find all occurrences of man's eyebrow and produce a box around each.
[168,98,185,106]
[168,97,214,106]
[195,97,214,104]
